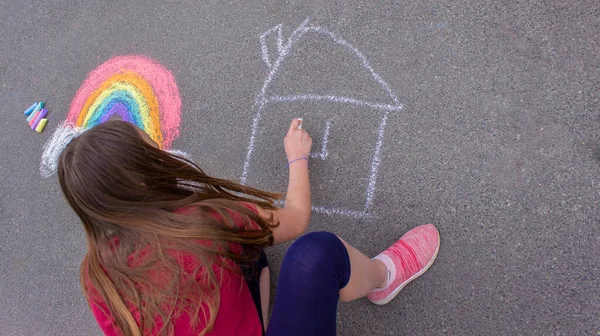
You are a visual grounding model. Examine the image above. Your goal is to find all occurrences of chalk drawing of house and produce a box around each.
[242,19,403,218]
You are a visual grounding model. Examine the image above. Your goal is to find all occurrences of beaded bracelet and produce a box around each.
[287,156,308,168]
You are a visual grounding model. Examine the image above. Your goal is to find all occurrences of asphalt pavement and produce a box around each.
[0,1,598,335]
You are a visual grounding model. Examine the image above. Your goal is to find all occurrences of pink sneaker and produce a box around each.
[367,224,440,305]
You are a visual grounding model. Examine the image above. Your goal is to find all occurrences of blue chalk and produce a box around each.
[27,102,44,121]
[26,110,37,122]
[32,102,43,115]
[24,102,38,116]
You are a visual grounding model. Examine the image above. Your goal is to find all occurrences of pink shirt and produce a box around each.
[86,205,263,336]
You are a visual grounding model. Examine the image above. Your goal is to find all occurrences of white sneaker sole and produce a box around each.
[368,230,440,305]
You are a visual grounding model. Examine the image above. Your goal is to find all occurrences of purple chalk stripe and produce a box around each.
[100,103,132,123]
[31,108,48,130]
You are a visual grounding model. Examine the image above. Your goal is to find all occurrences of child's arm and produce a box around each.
[257,118,312,245]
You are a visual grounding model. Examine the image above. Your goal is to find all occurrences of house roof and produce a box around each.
[258,20,403,113]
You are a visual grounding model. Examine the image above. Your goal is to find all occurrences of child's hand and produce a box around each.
[284,118,312,160]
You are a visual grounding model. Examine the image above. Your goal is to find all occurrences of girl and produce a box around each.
[58,119,439,336]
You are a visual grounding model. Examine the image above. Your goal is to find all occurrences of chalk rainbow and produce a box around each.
[40,55,182,177]
[67,55,181,149]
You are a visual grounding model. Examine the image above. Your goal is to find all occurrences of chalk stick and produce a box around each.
[27,110,39,123]
[35,118,48,133]
[34,101,44,113]
[27,102,44,121]
[24,102,38,116]
[297,118,303,130]
[31,108,48,129]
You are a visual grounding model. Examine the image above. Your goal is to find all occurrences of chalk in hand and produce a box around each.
[35,118,48,133]
[297,118,303,130]
[24,102,38,116]
[31,108,48,129]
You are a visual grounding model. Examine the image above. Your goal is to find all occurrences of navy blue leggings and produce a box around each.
[266,232,352,336]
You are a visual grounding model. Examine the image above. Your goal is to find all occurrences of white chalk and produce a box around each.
[311,205,372,219]
[297,118,303,130]
[242,19,404,218]
[309,119,331,160]
[267,95,402,111]
[40,123,86,178]
[260,24,283,68]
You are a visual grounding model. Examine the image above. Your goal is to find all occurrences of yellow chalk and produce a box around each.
[35,118,48,133]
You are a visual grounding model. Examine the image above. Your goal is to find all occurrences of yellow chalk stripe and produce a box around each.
[78,71,163,147]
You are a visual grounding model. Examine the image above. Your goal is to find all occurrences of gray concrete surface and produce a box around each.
[1,0,599,335]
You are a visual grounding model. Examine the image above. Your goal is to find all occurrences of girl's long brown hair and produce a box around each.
[58,120,280,336]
